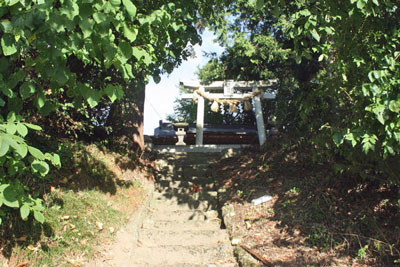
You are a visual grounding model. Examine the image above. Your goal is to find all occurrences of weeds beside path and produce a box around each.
[1,142,153,267]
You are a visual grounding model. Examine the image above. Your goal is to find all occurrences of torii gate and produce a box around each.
[179,80,276,146]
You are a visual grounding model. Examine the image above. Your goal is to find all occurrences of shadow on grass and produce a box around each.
[0,140,151,261]
[212,140,400,266]
[0,216,55,259]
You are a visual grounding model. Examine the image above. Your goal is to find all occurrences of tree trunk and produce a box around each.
[129,80,145,150]
[107,77,146,151]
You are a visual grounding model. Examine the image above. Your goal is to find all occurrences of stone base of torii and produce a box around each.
[179,80,276,147]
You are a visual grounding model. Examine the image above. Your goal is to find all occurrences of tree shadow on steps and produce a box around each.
[153,152,221,215]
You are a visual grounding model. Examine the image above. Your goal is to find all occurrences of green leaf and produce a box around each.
[7,112,16,122]
[31,160,50,176]
[119,41,133,61]
[1,34,17,56]
[0,136,10,156]
[153,74,161,84]
[6,122,17,135]
[6,0,20,6]
[28,146,45,160]
[110,0,121,6]
[33,199,45,212]
[79,18,95,38]
[0,133,25,157]
[356,0,366,9]
[84,89,101,108]
[20,204,30,220]
[132,47,152,65]
[123,25,138,42]
[0,20,12,34]
[104,84,123,102]
[33,210,44,224]
[60,1,79,20]
[93,12,107,24]
[345,133,357,147]
[35,94,46,109]
[362,141,374,154]
[333,132,344,146]
[2,185,20,208]
[299,9,311,17]
[122,0,137,19]
[124,63,134,78]
[1,87,14,98]
[372,105,385,125]
[55,68,69,85]
[19,82,36,100]
[25,123,42,131]
[16,124,28,137]
[310,29,320,42]
[17,144,27,158]
[389,100,400,113]
[361,134,377,154]
[51,154,61,168]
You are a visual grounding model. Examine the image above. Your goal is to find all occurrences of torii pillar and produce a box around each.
[195,87,205,145]
[180,80,276,147]
[252,85,266,146]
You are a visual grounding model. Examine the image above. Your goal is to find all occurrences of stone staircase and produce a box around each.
[130,152,237,266]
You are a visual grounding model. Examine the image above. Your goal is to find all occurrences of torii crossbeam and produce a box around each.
[179,80,276,146]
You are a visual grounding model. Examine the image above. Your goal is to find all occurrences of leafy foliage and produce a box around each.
[0,0,201,224]
[201,0,400,183]
[271,0,400,180]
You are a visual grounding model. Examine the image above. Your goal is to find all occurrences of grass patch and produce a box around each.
[1,141,151,266]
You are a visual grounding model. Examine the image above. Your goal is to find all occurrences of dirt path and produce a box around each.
[94,152,237,267]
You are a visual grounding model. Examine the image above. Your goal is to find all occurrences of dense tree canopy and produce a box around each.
[0,0,202,224]
[197,0,400,182]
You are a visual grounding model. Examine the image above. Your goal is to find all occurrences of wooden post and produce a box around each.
[253,85,266,146]
[196,87,205,145]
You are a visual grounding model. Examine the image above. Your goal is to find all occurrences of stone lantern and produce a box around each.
[173,117,189,146]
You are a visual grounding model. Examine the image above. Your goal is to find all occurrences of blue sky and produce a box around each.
[143,30,225,135]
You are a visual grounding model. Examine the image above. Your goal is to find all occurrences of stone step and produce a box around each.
[138,229,230,246]
[175,162,211,169]
[156,187,216,197]
[183,166,211,178]
[153,189,218,200]
[152,191,218,209]
[130,244,235,266]
[156,158,218,167]
[155,164,185,179]
[141,219,222,231]
[151,197,217,212]
[157,175,214,184]
[156,152,219,160]
[148,208,219,222]
[156,179,215,191]
[156,166,212,179]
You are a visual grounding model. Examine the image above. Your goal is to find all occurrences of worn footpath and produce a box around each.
[129,152,238,266]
